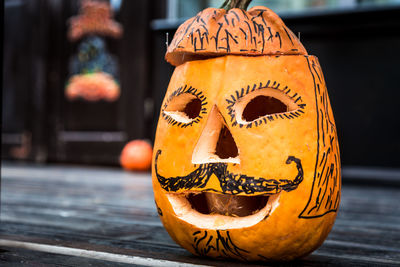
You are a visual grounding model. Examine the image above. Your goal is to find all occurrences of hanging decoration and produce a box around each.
[65,0,123,102]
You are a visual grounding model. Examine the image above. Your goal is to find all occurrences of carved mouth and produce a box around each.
[156,149,299,228]
[187,192,269,217]
[167,192,280,230]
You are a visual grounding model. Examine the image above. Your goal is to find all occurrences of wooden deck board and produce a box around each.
[0,247,135,267]
[1,162,400,266]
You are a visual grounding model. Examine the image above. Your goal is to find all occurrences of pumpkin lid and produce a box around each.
[165,6,307,66]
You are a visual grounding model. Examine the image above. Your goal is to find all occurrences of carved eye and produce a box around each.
[242,95,288,121]
[164,93,202,124]
[236,89,298,124]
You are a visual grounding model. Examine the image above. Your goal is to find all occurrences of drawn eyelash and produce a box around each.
[225,81,306,128]
[162,85,207,128]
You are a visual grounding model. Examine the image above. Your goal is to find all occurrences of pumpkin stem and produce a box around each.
[220,0,252,11]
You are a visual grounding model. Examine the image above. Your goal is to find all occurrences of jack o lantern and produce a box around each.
[152,0,340,261]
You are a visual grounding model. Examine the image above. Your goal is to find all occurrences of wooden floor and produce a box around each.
[1,162,399,266]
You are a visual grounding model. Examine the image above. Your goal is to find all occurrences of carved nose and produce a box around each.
[192,105,239,164]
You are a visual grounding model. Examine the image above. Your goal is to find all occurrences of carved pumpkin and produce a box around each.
[152,1,340,261]
[120,140,153,171]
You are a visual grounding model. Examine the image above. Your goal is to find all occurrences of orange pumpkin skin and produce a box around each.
[152,55,340,261]
[120,140,153,171]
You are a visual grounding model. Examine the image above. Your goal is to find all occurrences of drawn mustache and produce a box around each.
[155,150,304,195]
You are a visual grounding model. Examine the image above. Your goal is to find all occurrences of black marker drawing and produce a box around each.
[170,7,303,57]
[299,57,340,218]
[225,81,306,128]
[155,200,163,216]
[192,230,249,260]
[155,150,303,195]
[162,85,207,128]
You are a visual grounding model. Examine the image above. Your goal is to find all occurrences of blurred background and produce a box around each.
[3,0,400,170]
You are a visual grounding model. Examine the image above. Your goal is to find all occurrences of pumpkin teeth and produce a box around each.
[167,192,280,230]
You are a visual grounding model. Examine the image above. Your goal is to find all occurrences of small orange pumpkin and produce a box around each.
[120,140,153,171]
[153,0,340,261]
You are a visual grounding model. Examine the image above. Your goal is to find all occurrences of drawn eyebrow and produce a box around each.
[225,81,306,128]
[162,85,207,128]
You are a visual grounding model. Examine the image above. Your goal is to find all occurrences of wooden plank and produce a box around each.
[1,162,400,266]
[0,240,206,267]
[0,246,133,267]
